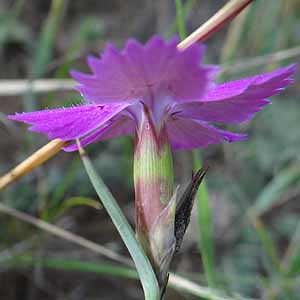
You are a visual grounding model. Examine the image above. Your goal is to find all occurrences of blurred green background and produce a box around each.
[0,0,300,299]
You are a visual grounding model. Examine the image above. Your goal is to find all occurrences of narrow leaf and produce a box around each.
[77,141,160,300]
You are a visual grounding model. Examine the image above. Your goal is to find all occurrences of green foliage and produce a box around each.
[1,0,300,299]
[0,0,28,47]
[79,143,160,300]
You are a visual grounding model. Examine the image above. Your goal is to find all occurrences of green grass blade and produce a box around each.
[4,256,138,279]
[175,0,186,40]
[281,221,300,276]
[165,0,195,38]
[2,256,249,300]
[175,0,217,287]
[253,164,300,216]
[25,0,68,113]
[55,17,104,78]
[193,150,218,287]
[248,213,281,274]
[77,143,160,300]
[32,0,68,78]
[55,196,101,217]
[246,165,300,277]
[0,0,25,46]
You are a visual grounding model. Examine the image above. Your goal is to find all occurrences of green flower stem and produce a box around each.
[175,0,217,287]
[133,108,175,290]
[77,141,160,300]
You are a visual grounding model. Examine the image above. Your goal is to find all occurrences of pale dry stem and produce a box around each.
[0,0,254,188]
[0,139,68,189]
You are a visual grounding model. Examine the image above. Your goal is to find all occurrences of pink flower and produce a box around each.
[8,36,296,151]
[8,36,297,290]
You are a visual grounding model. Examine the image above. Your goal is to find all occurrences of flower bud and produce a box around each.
[134,106,175,288]
[133,105,208,296]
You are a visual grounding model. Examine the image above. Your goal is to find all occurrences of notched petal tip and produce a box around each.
[222,131,248,143]
[7,103,132,146]
[122,38,144,54]
[70,35,214,104]
[178,63,296,125]
[7,113,22,121]
[144,35,166,49]
[168,117,248,150]
[86,54,100,67]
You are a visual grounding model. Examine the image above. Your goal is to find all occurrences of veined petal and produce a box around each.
[64,115,135,152]
[176,64,296,124]
[159,44,218,102]
[8,103,132,141]
[167,116,247,150]
[203,64,296,101]
[71,36,217,105]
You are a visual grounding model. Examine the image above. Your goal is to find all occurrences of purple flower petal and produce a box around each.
[64,115,135,152]
[8,35,297,152]
[167,116,247,150]
[175,64,296,124]
[71,36,217,104]
[8,103,131,141]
